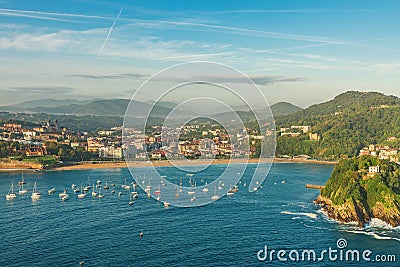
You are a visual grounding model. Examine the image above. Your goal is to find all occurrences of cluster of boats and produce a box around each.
[5,174,40,200]
[5,174,247,207]
[5,175,140,205]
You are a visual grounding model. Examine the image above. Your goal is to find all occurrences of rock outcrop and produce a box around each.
[316,156,400,228]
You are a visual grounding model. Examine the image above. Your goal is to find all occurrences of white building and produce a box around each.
[368,166,380,174]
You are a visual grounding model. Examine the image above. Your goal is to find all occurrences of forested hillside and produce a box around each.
[275,91,400,159]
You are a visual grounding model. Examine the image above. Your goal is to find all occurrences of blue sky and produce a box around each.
[1,0,400,107]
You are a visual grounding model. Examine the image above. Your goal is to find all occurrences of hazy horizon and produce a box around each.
[1,89,399,110]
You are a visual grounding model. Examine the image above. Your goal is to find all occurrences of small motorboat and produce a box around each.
[48,188,56,194]
[59,190,68,197]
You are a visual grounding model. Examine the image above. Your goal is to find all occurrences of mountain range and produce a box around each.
[0,99,302,118]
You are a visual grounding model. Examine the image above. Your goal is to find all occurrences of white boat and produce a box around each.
[218,181,223,190]
[31,181,41,200]
[96,179,102,184]
[128,190,135,205]
[71,183,77,189]
[91,184,97,197]
[187,191,195,195]
[227,192,235,197]
[122,177,130,190]
[164,201,170,207]
[228,185,239,193]
[18,180,28,195]
[18,172,26,186]
[59,190,68,197]
[78,183,86,198]
[61,194,69,201]
[211,186,218,200]
[203,183,208,193]
[118,192,122,196]
[74,188,80,193]
[103,180,109,190]
[6,181,17,200]
[48,188,56,194]
[131,184,137,195]
[145,185,151,193]
[83,177,91,191]
[96,187,104,198]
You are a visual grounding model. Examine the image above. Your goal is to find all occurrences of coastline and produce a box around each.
[0,157,337,172]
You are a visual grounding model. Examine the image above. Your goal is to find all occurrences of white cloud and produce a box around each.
[0,8,345,45]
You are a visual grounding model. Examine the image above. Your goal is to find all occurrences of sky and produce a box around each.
[1,0,400,107]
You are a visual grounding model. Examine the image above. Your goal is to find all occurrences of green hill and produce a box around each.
[270,102,302,116]
[276,91,400,159]
[317,155,400,227]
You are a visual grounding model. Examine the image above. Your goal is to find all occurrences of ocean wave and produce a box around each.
[301,222,333,231]
[281,211,318,219]
[366,218,400,231]
[344,230,400,242]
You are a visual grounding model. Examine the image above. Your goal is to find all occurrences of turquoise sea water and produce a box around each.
[0,163,398,266]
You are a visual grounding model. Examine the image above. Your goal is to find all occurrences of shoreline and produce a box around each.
[0,158,337,172]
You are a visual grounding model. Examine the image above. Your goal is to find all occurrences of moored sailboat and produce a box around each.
[6,181,17,200]
[78,183,86,198]
[19,180,28,195]
[211,185,218,200]
[18,172,26,186]
[31,181,41,200]
[91,184,97,197]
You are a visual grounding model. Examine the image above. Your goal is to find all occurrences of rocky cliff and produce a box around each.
[316,155,400,228]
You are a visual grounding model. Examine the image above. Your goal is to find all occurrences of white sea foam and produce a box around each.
[281,211,318,219]
[301,222,333,231]
[344,230,400,242]
[366,218,397,230]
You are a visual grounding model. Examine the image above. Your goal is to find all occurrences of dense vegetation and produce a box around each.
[319,155,400,227]
[45,142,94,162]
[276,91,400,159]
[322,155,400,203]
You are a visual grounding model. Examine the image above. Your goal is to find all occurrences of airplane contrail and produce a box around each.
[98,7,123,58]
